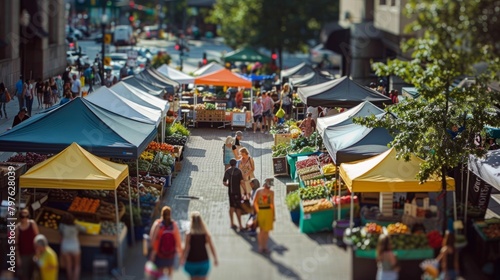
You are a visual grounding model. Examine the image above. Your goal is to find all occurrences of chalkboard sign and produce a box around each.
[232,112,246,127]
[272,157,288,176]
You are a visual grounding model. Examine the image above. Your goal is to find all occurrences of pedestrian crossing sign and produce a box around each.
[104,34,112,44]
[104,57,111,66]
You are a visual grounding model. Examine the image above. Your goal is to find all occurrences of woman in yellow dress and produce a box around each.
[253,178,275,254]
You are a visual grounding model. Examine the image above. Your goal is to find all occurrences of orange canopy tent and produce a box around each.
[194,68,252,88]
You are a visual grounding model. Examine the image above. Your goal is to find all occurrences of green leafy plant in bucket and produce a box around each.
[171,122,190,136]
[285,190,300,212]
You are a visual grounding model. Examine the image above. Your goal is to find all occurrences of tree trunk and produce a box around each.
[442,167,447,236]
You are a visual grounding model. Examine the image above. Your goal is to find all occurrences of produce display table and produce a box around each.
[39,225,128,272]
[194,109,227,127]
[299,203,334,234]
[472,221,500,266]
[286,152,320,181]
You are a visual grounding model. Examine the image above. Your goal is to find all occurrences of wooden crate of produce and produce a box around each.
[68,197,101,223]
[97,201,125,221]
[274,134,293,146]
[36,207,73,230]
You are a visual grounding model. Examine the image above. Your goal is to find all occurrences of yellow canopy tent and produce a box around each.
[20,142,133,268]
[339,147,455,193]
[338,147,455,228]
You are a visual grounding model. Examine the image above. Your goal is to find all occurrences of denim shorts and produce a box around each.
[184,260,210,277]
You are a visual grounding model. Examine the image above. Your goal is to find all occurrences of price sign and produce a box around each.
[231,112,246,127]
[272,157,288,176]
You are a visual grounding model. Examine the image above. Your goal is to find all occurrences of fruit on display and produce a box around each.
[285,191,301,211]
[270,123,289,135]
[322,163,336,175]
[169,122,190,137]
[147,141,175,153]
[140,151,155,161]
[164,134,188,146]
[426,230,443,249]
[97,201,123,219]
[302,199,333,213]
[149,163,172,176]
[100,221,126,236]
[390,234,429,250]
[478,221,500,240]
[137,159,151,172]
[49,189,76,201]
[297,166,320,176]
[139,174,166,186]
[304,179,324,187]
[81,189,110,199]
[7,152,54,168]
[38,209,63,229]
[344,227,379,250]
[300,172,323,181]
[332,195,359,206]
[364,223,383,234]
[272,143,289,157]
[117,181,139,201]
[387,223,410,235]
[296,157,319,170]
[318,153,333,166]
[68,197,100,213]
[299,186,329,200]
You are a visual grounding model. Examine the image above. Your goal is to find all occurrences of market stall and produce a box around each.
[193,69,252,128]
[121,76,164,97]
[156,64,195,84]
[136,68,178,94]
[19,143,132,270]
[281,62,315,79]
[192,62,225,76]
[289,70,333,88]
[297,76,391,108]
[339,148,456,279]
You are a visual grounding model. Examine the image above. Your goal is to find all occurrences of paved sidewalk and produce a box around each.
[120,127,351,280]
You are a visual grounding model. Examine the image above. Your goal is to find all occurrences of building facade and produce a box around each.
[0,0,66,90]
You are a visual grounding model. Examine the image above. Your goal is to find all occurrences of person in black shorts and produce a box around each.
[223,159,244,231]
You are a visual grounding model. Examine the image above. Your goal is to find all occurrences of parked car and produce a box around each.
[309,44,341,68]
[114,25,136,46]
[66,51,90,67]
[106,53,128,66]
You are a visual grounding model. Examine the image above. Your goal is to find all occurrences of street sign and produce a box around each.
[104,57,111,66]
[104,34,112,44]
[127,50,138,59]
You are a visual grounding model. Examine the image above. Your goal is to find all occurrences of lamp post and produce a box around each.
[101,14,108,86]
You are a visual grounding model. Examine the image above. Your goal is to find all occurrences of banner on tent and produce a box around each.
[468,172,493,217]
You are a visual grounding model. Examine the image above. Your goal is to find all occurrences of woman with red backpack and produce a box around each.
[150,206,183,278]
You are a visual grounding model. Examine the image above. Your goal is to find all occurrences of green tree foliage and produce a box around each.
[209,0,338,69]
[356,0,500,183]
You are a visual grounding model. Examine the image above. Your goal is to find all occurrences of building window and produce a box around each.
[0,1,12,60]
[391,0,397,6]
[48,0,58,44]
[380,0,387,5]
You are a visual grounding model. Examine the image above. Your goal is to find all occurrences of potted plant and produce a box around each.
[285,190,301,224]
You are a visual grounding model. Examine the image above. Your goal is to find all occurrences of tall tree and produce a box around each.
[355,0,500,233]
[209,0,338,71]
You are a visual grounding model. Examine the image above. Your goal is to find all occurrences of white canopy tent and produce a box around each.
[111,82,169,143]
[192,62,224,76]
[157,64,195,84]
[85,87,162,126]
[316,101,385,137]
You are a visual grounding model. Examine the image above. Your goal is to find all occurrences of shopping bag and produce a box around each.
[276,107,285,118]
[240,199,253,215]
[5,92,11,103]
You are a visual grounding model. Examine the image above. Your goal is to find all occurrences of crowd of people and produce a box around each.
[221,131,276,254]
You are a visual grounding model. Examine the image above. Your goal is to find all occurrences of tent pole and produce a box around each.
[162,113,166,143]
[453,190,457,222]
[128,176,135,245]
[114,189,123,270]
[350,188,354,230]
[136,159,141,210]
[250,88,253,114]
[337,168,341,221]
[464,168,470,235]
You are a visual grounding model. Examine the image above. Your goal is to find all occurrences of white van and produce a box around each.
[114,25,135,46]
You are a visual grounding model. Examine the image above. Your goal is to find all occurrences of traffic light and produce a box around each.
[128,15,134,23]
[175,44,180,51]
[271,51,277,65]
[202,52,207,65]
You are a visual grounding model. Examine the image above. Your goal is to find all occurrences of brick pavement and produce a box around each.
[121,128,351,280]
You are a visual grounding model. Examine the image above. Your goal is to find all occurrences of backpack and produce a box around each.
[154,221,176,259]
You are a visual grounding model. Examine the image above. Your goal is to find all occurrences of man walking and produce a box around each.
[223,159,244,231]
[71,74,81,98]
[15,75,25,110]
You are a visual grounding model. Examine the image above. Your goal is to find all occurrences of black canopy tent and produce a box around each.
[281,62,316,79]
[297,76,391,108]
[290,70,333,88]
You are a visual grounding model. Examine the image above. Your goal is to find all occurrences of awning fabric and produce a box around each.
[224,47,271,63]
[85,86,162,125]
[281,62,315,78]
[290,70,333,88]
[111,82,169,113]
[468,149,500,191]
[122,76,164,96]
[136,68,178,94]
[195,69,252,87]
[20,143,128,190]
[297,76,391,108]
[156,64,195,84]
[0,98,157,159]
[192,62,225,76]
[323,121,393,165]
[317,101,385,137]
[339,147,455,192]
